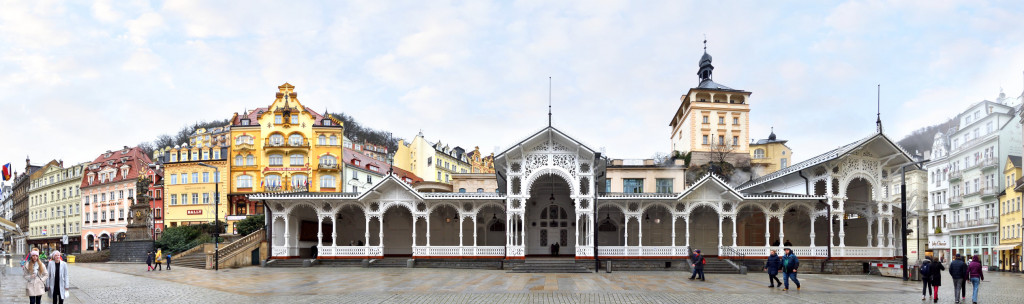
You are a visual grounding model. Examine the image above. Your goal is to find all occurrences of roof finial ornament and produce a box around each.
[703,33,707,52]
[876,84,883,133]
[548,76,552,127]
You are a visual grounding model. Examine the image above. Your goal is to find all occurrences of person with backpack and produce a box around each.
[166,253,172,270]
[689,249,705,281]
[146,251,154,271]
[154,248,163,271]
[781,248,800,291]
[967,255,984,304]
[948,254,967,303]
[920,258,933,300]
[763,250,783,288]
[928,255,946,303]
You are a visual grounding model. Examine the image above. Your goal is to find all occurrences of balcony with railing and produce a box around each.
[317,163,340,171]
[949,195,962,207]
[948,217,999,230]
[264,138,310,149]
[949,170,963,181]
[979,158,998,171]
[964,186,996,198]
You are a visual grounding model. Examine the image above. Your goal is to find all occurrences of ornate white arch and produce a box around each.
[523,166,577,197]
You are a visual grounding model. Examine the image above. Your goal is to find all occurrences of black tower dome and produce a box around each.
[698,40,714,83]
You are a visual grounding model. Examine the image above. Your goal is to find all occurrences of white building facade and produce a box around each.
[254,126,916,273]
[927,100,1022,267]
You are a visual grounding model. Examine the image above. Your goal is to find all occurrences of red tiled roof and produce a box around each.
[343,148,422,183]
[233,107,268,126]
[81,146,153,189]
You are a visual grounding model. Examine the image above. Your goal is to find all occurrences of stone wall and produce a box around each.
[109,240,154,263]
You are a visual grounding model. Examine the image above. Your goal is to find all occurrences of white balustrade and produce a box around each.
[315,246,383,257]
[408,246,506,257]
[597,246,689,257]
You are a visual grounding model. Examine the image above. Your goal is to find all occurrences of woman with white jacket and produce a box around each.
[46,250,70,304]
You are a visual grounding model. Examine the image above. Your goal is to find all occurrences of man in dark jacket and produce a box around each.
[763,250,783,287]
[948,254,967,303]
[781,248,801,291]
[921,258,933,300]
[689,249,705,281]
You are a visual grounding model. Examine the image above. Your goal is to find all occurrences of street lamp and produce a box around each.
[901,159,929,281]
[197,162,220,271]
[55,208,68,255]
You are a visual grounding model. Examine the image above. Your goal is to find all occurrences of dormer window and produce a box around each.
[240,118,250,125]
[322,119,331,126]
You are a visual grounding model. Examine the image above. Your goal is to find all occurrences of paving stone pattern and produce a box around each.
[3,256,1024,303]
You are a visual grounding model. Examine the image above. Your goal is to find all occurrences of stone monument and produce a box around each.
[110,173,156,262]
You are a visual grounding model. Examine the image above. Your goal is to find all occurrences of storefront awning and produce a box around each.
[993,244,1022,251]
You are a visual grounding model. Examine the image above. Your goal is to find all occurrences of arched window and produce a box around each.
[754,148,765,159]
[318,135,326,145]
[264,175,281,188]
[236,175,253,188]
[319,155,337,165]
[292,174,308,188]
[235,155,243,166]
[268,154,284,166]
[236,135,253,145]
[329,135,338,145]
[459,188,466,193]
[289,154,305,166]
[320,174,336,188]
[246,154,255,166]
[288,134,304,146]
[269,134,284,146]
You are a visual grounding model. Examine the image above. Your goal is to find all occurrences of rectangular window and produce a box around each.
[623,178,644,193]
[193,193,199,205]
[170,174,177,185]
[170,195,177,206]
[203,193,210,204]
[702,135,709,145]
[655,178,673,193]
[193,173,199,183]
[702,116,709,124]
[718,135,725,144]
[781,158,788,168]
[718,117,725,124]
[214,171,219,183]
[203,172,209,183]
[275,115,282,124]
[732,136,738,145]
[291,114,298,123]
[604,179,611,193]
[733,117,739,125]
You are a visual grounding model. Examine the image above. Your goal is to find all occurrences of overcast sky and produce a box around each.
[2,0,1024,174]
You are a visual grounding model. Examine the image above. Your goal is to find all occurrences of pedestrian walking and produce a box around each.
[763,250,783,288]
[967,255,984,304]
[46,251,69,304]
[928,255,946,303]
[688,249,705,281]
[146,251,154,271]
[23,251,48,304]
[155,248,163,271]
[166,253,172,270]
[920,258,933,300]
[948,254,967,303]
[781,248,801,291]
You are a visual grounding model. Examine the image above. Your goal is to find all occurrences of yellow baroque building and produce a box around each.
[749,128,793,176]
[228,83,345,199]
[155,125,232,232]
[999,155,1022,271]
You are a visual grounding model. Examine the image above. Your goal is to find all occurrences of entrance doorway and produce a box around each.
[526,174,575,257]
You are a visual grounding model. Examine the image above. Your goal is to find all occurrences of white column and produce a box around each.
[638,213,644,247]
[889,215,896,248]
[867,218,875,247]
[412,216,418,246]
[778,215,785,249]
[838,200,846,247]
[331,215,337,247]
[363,216,370,247]
[473,215,478,247]
[764,216,770,248]
[623,216,630,247]
[378,215,384,247]
[877,212,885,247]
[459,215,464,247]
[283,216,291,255]
[426,216,431,246]
[671,216,677,247]
[317,214,324,248]
[685,215,691,247]
[809,216,816,248]
[731,215,738,247]
[717,215,723,249]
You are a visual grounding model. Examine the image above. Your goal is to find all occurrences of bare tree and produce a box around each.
[651,152,670,165]
[709,137,735,165]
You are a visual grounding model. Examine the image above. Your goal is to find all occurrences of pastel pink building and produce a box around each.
[80,146,152,251]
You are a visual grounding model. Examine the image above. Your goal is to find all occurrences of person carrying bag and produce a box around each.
[23,251,48,304]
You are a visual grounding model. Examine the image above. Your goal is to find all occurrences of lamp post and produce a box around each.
[197,162,220,271]
[901,159,929,281]
[56,208,66,254]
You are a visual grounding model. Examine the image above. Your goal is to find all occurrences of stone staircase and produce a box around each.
[367,257,412,268]
[174,252,208,269]
[509,258,590,273]
[317,259,364,267]
[266,259,308,268]
[699,258,743,274]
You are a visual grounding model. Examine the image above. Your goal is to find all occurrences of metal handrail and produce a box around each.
[720,245,746,259]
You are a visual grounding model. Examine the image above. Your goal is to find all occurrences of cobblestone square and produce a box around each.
[3,259,1024,303]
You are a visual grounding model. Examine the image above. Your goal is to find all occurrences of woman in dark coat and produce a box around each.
[928,258,945,303]
[763,250,783,287]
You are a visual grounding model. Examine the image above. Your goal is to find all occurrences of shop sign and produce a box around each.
[187,210,203,215]
[264,167,310,172]
[226,215,248,221]
[930,240,948,247]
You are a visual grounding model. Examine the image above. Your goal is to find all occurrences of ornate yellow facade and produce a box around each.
[467,146,495,174]
[228,83,345,195]
[999,155,1022,271]
[155,125,232,231]
[749,129,793,176]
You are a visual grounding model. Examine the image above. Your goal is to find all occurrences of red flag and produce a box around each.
[2,163,11,181]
